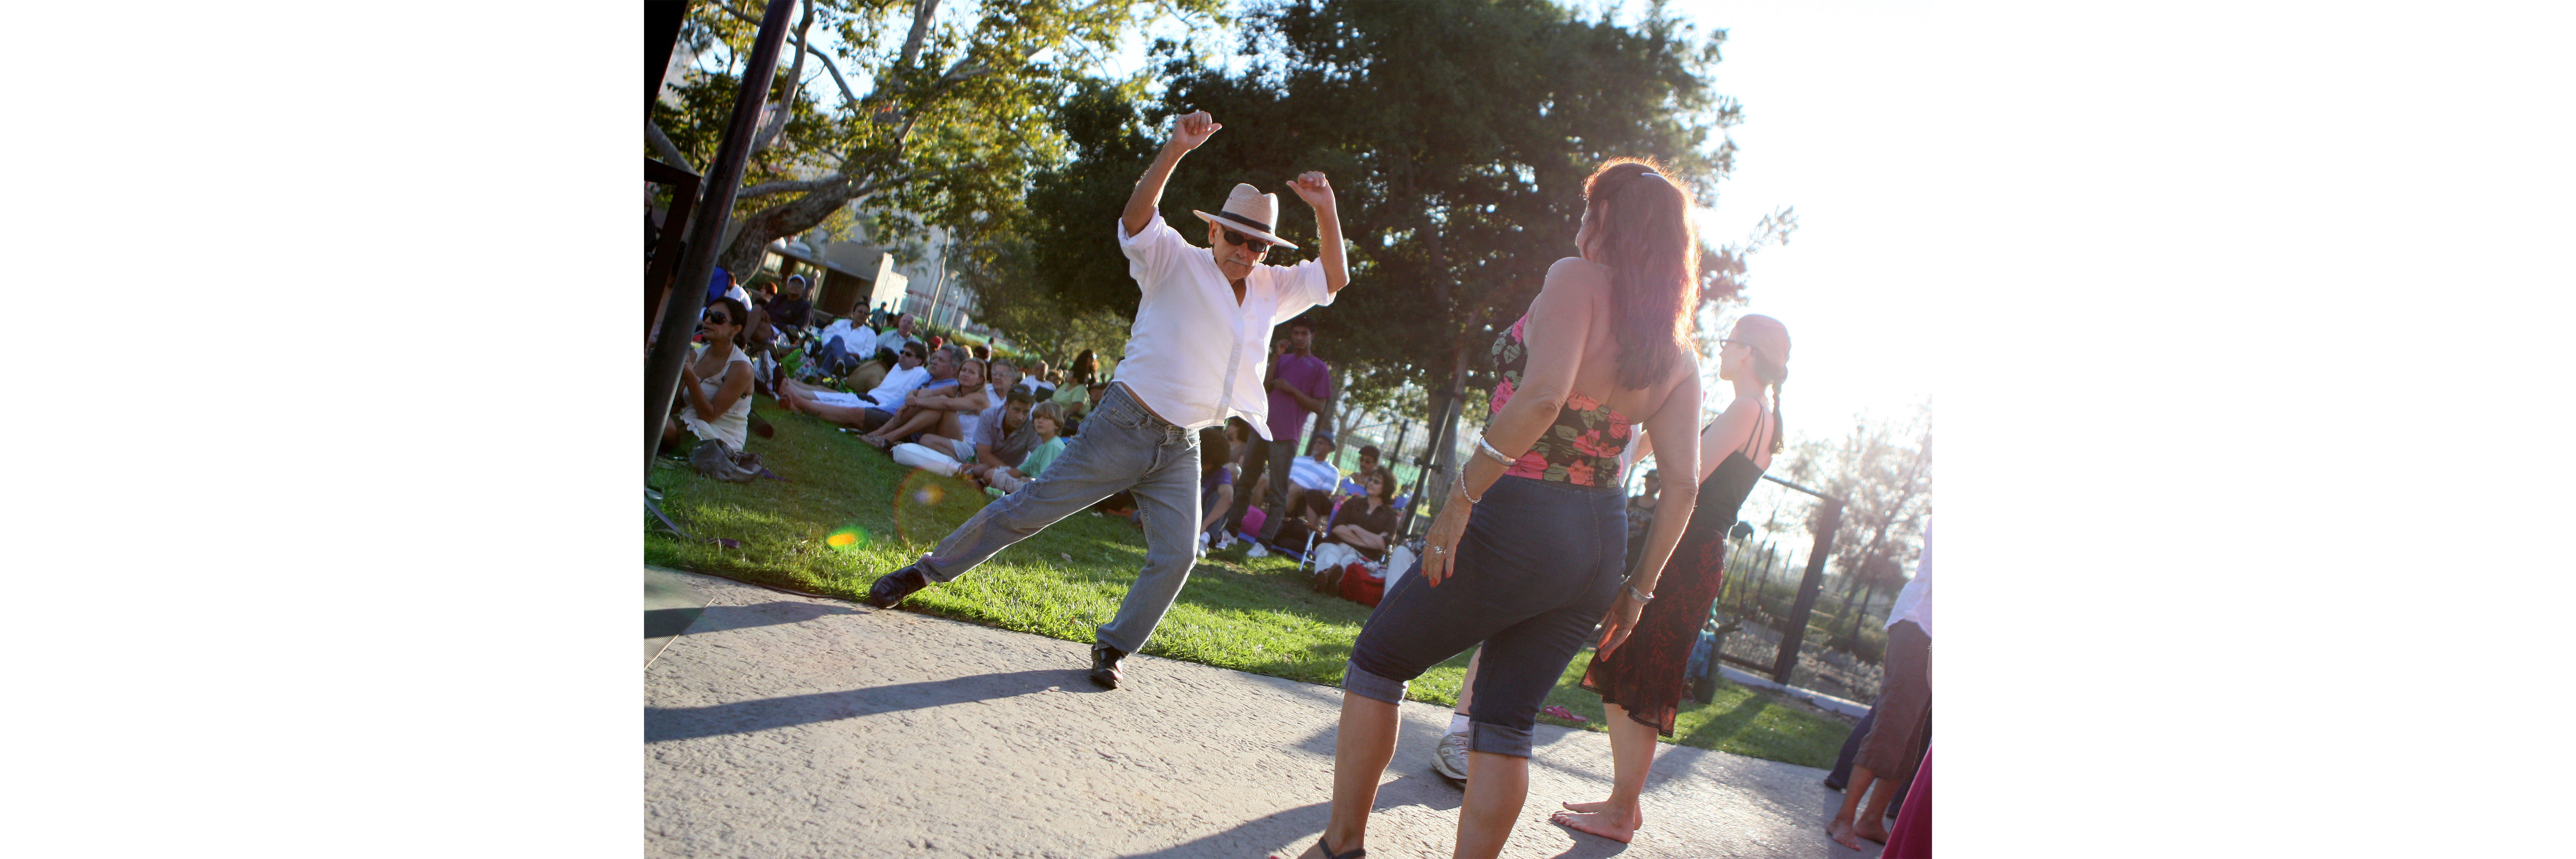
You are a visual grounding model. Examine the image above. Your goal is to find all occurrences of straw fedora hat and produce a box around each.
[1191,183,1298,251]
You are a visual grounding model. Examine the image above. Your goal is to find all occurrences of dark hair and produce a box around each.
[1358,445,1380,461]
[1005,387,1036,408]
[705,297,750,349]
[1068,349,1098,385]
[970,344,990,361]
[1367,465,1396,502]
[1582,159,1700,390]
[1288,316,1315,332]
[873,346,899,366]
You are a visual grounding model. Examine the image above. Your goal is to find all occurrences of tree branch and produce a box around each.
[647,119,696,172]
[738,176,847,199]
[752,0,819,154]
[899,0,943,70]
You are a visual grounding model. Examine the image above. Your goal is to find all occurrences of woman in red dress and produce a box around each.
[1552,314,1791,843]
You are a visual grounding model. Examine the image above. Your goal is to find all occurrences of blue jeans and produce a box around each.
[916,385,1202,656]
[816,335,863,376]
[1342,475,1627,758]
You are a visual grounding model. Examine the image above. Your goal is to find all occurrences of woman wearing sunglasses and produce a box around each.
[660,296,756,454]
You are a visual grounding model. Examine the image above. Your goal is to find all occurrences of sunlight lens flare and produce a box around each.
[825,526,872,551]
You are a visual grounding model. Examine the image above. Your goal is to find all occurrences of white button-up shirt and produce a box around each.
[1115,213,1335,438]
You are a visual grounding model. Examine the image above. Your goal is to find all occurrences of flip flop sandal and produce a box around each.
[1542,705,1589,724]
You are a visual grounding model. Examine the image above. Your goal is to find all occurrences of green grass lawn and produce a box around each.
[646,396,1853,768]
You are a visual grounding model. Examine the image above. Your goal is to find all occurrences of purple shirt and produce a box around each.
[1266,352,1331,441]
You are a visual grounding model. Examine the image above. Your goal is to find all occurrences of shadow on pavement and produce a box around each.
[1115,800,1326,859]
[671,601,858,635]
[646,669,1080,742]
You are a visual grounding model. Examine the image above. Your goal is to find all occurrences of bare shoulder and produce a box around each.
[1544,256,1612,290]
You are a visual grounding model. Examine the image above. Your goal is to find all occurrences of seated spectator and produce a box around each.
[657,297,755,454]
[1308,466,1400,605]
[874,312,915,358]
[893,387,1039,481]
[1281,432,1344,533]
[845,346,897,395]
[812,310,875,377]
[777,340,934,431]
[1051,349,1099,420]
[1319,466,1400,563]
[982,400,1068,496]
[758,274,813,346]
[1025,358,1056,400]
[858,347,983,449]
[1331,444,1383,503]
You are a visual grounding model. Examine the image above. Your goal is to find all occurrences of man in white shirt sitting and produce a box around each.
[811,311,875,377]
[865,109,1351,691]
[779,341,941,432]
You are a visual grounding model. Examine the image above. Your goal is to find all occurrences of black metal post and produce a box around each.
[644,159,700,337]
[1400,394,1458,539]
[645,0,794,483]
[1771,497,1843,684]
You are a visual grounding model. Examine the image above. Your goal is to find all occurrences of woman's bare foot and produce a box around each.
[1853,816,1891,845]
[1827,818,1866,850]
[1560,799,1613,814]
[1551,806,1642,843]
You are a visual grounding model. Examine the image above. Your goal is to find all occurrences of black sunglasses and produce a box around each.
[1221,228,1272,254]
[702,313,732,325]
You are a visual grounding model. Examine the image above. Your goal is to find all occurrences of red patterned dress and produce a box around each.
[1579,418,1771,736]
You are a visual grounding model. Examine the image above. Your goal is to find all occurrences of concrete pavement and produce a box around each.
[644,567,1884,858]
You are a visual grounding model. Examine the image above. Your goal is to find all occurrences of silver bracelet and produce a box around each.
[1455,476,1484,504]
[1626,582,1656,603]
[1474,434,1518,466]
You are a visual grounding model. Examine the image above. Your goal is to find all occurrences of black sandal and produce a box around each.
[1308,835,1363,859]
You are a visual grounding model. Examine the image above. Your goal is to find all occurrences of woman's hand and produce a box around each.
[1594,589,1650,657]
[1418,488,1472,587]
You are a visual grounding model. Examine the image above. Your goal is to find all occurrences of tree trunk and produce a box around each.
[715,175,867,282]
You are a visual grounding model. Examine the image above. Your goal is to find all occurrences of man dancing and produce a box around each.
[864,110,1351,690]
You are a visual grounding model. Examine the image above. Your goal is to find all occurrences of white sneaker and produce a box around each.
[1246,543,1270,558]
[1431,731,1470,783]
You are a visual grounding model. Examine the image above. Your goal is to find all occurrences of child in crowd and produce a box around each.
[980,400,1068,496]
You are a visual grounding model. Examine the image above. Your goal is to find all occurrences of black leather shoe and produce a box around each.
[865,565,929,609]
[1089,646,1127,689]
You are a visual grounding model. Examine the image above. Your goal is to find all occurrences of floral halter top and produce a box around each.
[1488,313,1635,488]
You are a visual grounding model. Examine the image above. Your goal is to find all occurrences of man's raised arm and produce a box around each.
[1287,171,1348,292]
[1121,110,1221,238]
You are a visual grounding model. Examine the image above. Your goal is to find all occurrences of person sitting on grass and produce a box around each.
[844,346,897,396]
[863,349,985,450]
[981,400,1068,496]
[657,297,755,454]
[776,340,932,430]
[893,387,1038,481]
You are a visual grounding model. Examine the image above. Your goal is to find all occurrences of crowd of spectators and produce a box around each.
[683,281,1409,609]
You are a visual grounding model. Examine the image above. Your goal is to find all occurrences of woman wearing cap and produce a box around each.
[1298,159,1704,859]
[658,296,757,454]
[1551,313,1790,844]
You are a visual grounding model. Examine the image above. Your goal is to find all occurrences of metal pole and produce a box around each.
[645,0,794,483]
[1771,498,1843,684]
[1399,394,1457,539]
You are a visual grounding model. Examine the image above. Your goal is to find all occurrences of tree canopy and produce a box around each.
[962,0,1762,421]
[650,0,1224,281]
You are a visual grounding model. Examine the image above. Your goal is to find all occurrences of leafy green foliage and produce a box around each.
[651,0,1224,279]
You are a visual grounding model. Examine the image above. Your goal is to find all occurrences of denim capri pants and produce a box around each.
[1342,475,1627,758]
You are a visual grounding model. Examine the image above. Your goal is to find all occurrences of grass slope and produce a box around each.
[646,397,1851,768]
